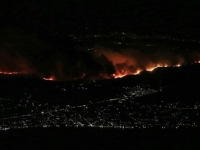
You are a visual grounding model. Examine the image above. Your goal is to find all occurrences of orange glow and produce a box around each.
[134,69,142,75]
[43,76,55,81]
[112,62,186,79]
[146,67,157,72]
[0,71,23,75]
[0,59,199,80]
[175,64,181,67]
[81,73,86,78]
[112,69,142,78]
[94,47,186,79]
[146,64,168,72]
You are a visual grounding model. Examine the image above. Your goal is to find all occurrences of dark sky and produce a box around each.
[1,0,200,35]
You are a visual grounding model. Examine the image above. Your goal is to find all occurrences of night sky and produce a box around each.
[1,0,200,35]
[0,1,200,80]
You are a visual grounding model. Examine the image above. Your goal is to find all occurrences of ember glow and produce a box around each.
[112,69,142,78]
[93,47,190,79]
[43,76,55,81]
[112,62,192,79]
[2,27,200,81]
[2,28,200,81]
[175,64,181,67]
[112,65,169,79]
[0,59,200,81]
[0,71,23,75]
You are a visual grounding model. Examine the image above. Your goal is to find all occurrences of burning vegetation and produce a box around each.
[0,28,200,81]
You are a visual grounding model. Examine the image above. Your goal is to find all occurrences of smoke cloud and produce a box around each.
[93,45,186,78]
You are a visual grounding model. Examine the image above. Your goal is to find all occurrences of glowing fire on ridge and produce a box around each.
[43,76,55,81]
[112,69,142,78]
[0,61,199,81]
[112,62,189,79]
[0,71,23,75]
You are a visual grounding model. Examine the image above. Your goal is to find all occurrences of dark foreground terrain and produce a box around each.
[0,64,200,150]
[0,128,199,150]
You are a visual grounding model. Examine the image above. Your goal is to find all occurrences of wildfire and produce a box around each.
[0,60,200,81]
[175,64,181,67]
[0,71,23,75]
[112,69,142,78]
[146,64,168,72]
[43,76,55,81]
[112,63,185,79]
